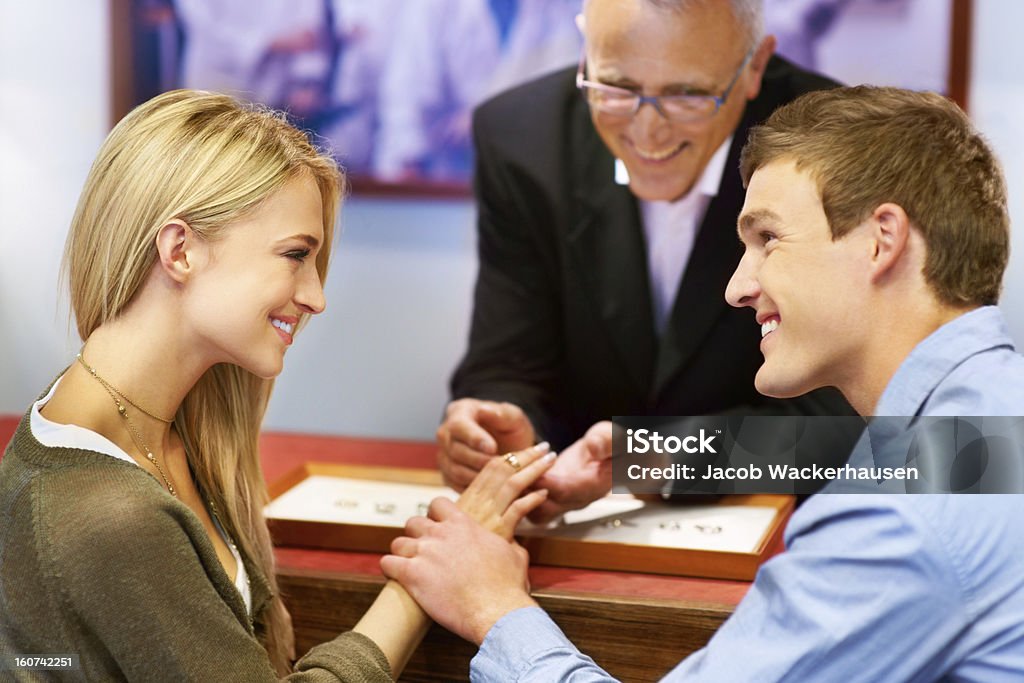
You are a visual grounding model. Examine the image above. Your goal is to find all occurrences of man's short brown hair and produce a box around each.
[740,86,1009,307]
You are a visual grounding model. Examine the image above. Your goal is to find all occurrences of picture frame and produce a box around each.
[766,0,973,109]
[110,0,972,199]
[110,0,582,198]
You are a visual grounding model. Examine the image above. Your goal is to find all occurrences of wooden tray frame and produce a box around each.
[267,462,793,581]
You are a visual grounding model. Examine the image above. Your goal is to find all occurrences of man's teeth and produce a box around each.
[761,319,779,338]
[272,319,294,335]
[635,143,683,161]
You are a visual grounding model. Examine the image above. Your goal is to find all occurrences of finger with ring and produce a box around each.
[503,452,523,471]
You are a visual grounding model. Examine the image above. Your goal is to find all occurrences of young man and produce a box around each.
[384,86,1024,681]
[437,0,853,521]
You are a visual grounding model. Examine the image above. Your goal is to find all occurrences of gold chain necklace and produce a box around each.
[76,353,178,497]
[76,352,174,424]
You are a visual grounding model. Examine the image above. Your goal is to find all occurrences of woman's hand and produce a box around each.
[455,442,556,539]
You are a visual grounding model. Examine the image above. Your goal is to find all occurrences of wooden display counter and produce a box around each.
[261,432,773,682]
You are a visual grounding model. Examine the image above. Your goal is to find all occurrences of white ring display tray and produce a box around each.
[266,462,793,580]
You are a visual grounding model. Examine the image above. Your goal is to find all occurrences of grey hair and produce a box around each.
[583,0,764,50]
[649,0,763,46]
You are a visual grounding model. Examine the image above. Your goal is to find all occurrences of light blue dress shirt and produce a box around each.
[472,306,1024,682]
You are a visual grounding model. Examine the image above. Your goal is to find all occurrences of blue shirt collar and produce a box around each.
[874,306,1015,417]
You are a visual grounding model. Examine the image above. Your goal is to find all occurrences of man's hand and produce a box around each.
[381,498,537,646]
[529,421,613,523]
[436,398,536,491]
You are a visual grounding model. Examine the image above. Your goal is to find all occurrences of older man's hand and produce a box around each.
[436,398,536,491]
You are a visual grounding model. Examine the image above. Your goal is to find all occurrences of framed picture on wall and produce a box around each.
[111,0,972,198]
[764,0,972,107]
[112,0,583,197]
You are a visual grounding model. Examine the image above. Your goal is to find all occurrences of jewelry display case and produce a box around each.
[266,462,792,581]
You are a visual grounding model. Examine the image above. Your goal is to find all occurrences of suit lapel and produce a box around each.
[652,128,749,399]
[567,111,657,396]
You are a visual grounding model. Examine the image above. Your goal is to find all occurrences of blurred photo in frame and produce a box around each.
[766,0,971,106]
[112,0,971,198]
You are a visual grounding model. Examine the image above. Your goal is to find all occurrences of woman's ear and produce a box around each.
[154,219,196,284]
[867,203,912,283]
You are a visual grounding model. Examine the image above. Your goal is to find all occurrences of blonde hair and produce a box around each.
[741,86,1009,307]
[64,89,344,674]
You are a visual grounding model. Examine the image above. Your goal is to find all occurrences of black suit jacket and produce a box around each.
[452,56,853,450]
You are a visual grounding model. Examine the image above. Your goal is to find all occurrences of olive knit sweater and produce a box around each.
[0,400,392,682]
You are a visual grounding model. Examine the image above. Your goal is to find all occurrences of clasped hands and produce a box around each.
[382,440,553,645]
[380,400,613,644]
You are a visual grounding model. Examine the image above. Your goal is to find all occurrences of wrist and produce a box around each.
[470,594,539,646]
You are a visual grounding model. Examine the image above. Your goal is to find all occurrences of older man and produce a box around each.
[387,86,1024,681]
[437,0,852,520]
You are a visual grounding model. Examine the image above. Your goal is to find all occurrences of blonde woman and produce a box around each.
[0,90,554,681]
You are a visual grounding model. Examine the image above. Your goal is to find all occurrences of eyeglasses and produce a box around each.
[575,48,754,122]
